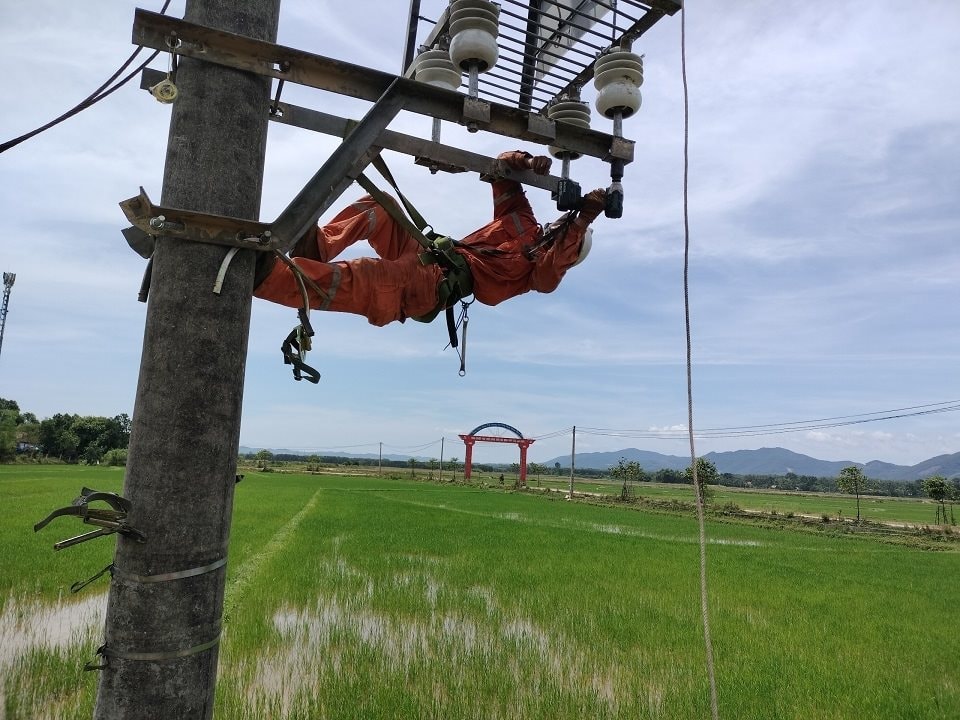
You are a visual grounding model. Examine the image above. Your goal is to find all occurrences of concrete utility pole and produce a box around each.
[95,2,281,718]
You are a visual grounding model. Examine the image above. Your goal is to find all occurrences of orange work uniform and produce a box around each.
[254,173,589,326]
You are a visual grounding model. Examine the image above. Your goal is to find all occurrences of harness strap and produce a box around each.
[370,154,432,233]
[356,172,434,252]
[355,155,474,323]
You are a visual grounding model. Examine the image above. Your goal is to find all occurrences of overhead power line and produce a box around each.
[530,426,572,441]
[242,400,960,456]
[0,0,172,154]
[577,400,960,440]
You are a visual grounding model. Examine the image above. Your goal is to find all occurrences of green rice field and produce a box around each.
[534,477,943,526]
[2,465,958,719]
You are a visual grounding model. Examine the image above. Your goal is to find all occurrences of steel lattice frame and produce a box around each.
[402,0,681,110]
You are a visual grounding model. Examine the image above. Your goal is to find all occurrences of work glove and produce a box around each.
[498,151,552,175]
[527,155,552,175]
[578,188,607,224]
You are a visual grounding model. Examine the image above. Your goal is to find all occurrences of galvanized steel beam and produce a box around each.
[132,9,632,163]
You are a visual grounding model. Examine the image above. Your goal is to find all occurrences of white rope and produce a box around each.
[681,4,720,718]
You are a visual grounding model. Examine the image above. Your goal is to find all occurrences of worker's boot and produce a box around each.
[290,226,321,260]
[253,251,276,289]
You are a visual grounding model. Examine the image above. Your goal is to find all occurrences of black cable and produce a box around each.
[576,401,960,439]
[0,0,172,154]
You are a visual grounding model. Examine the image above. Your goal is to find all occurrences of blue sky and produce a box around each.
[1,1,958,467]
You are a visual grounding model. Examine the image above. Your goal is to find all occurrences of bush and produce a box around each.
[102,448,128,466]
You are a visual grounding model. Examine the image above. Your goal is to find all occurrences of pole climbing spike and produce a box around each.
[34,487,146,550]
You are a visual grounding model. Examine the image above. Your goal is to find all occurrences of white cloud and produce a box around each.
[1,0,957,468]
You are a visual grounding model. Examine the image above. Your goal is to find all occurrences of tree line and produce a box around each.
[7,397,957,524]
[1,397,130,465]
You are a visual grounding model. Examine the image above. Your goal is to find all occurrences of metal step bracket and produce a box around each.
[34,487,146,550]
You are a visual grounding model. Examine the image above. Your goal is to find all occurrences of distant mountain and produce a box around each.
[894,453,960,481]
[541,446,960,481]
[543,448,690,472]
[702,448,854,478]
[239,444,959,481]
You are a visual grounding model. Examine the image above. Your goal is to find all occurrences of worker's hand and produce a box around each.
[526,155,552,175]
[578,188,607,222]
[498,151,551,175]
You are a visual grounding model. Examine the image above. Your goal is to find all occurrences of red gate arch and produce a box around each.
[458,422,535,486]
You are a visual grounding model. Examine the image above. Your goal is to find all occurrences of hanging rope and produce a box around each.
[681,4,720,719]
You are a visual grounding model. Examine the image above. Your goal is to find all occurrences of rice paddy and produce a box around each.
[2,465,957,718]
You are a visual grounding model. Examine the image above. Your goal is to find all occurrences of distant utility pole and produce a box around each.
[0,272,14,362]
[569,425,576,497]
[94,2,281,719]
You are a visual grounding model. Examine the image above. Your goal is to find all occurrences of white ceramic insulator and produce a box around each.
[415,49,462,91]
[546,100,591,159]
[448,0,500,72]
[593,50,644,118]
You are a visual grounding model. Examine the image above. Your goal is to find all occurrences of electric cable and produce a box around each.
[576,401,960,440]
[0,0,172,154]
[384,438,444,454]
[531,426,573,441]
[680,4,720,718]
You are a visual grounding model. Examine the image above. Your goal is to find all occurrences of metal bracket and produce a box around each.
[125,73,567,256]
[608,136,636,164]
[414,156,468,174]
[34,487,146,550]
[526,113,556,142]
[120,188,275,252]
[141,68,564,192]
[463,97,491,127]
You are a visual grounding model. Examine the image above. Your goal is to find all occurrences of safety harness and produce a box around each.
[280,154,474,382]
[356,156,474,347]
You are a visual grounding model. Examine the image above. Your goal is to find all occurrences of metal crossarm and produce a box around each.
[132,9,625,162]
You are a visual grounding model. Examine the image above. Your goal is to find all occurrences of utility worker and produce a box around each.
[253,151,607,326]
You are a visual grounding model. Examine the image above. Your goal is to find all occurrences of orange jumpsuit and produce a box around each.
[254,173,589,326]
